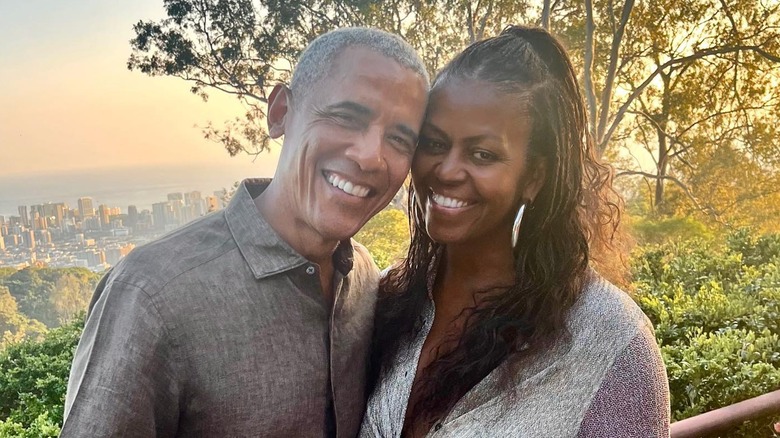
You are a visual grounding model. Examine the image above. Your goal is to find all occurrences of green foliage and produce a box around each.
[1,267,100,329]
[630,215,713,245]
[354,208,410,270]
[0,316,84,437]
[632,230,780,434]
[0,287,47,350]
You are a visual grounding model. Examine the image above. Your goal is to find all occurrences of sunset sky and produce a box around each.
[0,0,279,177]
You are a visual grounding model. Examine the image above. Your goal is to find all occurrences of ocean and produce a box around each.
[0,163,274,216]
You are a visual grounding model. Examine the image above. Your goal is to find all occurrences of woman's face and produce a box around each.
[411,78,546,246]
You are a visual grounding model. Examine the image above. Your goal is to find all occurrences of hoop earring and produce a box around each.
[410,190,425,228]
[511,202,527,249]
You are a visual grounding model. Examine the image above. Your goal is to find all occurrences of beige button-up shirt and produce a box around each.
[63,179,379,437]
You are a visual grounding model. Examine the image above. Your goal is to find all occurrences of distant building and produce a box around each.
[22,230,35,250]
[77,249,105,268]
[5,234,19,247]
[205,195,220,213]
[98,204,111,228]
[18,205,29,228]
[167,192,184,202]
[152,202,174,230]
[127,205,139,227]
[78,197,95,219]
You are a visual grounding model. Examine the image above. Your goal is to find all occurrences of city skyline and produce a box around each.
[1,0,282,177]
[0,183,233,271]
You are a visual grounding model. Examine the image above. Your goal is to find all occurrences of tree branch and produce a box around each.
[601,44,780,153]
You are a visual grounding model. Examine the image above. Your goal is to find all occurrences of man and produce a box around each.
[61,27,429,437]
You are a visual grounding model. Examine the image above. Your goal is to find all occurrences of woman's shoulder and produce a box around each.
[566,271,655,354]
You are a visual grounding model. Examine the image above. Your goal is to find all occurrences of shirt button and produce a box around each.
[306,266,316,275]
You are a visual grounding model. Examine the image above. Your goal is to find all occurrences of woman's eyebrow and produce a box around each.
[421,122,451,142]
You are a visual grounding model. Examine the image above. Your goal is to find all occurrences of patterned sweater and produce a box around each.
[360,273,670,437]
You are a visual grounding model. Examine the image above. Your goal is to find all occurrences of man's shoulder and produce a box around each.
[110,211,238,295]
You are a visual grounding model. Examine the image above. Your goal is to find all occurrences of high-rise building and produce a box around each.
[22,230,36,250]
[98,205,112,228]
[31,211,47,230]
[4,234,19,247]
[152,202,174,230]
[167,193,184,203]
[0,236,5,251]
[40,202,66,228]
[78,197,95,219]
[127,205,139,227]
[205,195,220,213]
[18,206,29,228]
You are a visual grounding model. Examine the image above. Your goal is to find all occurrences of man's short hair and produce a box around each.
[290,27,430,103]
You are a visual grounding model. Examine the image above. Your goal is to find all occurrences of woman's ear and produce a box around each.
[524,160,548,202]
[267,84,291,139]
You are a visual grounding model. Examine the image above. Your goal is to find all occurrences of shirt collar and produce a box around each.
[225,179,355,279]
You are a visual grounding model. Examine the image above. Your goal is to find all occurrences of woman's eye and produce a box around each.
[418,137,447,153]
[473,150,497,162]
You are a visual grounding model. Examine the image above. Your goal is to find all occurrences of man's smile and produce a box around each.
[324,171,372,198]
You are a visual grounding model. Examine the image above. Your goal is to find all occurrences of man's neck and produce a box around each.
[253,182,338,274]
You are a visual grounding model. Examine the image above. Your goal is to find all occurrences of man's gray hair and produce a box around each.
[290,27,430,102]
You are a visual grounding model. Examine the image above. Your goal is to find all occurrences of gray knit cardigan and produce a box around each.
[359,273,671,437]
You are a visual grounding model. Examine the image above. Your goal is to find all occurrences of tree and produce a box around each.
[128,0,780,218]
[609,0,780,216]
[2,268,101,328]
[50,274,94,326]
[0,315,84,436]
[0,286,47,350]
[354,207,410,269]
[127,0,545,156]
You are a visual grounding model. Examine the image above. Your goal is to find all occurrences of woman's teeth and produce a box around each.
[431,193,469,208]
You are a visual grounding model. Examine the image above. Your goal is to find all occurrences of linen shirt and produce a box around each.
[62,179,379,437]
[360,272,670,437]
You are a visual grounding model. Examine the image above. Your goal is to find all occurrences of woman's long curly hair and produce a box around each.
[370,25,623,428]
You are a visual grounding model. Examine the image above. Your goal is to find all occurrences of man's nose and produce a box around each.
[346,126,385,172]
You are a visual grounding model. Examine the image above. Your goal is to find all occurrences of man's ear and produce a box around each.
[267,84,291,139]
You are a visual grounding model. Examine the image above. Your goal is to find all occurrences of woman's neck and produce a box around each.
[437,237,516,300]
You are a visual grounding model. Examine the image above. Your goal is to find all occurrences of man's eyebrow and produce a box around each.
[396,124,419,143]
[322,101,375,117]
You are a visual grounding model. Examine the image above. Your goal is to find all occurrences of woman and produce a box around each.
[360,25,670,437]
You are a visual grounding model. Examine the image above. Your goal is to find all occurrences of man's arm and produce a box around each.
[62,275,181,437]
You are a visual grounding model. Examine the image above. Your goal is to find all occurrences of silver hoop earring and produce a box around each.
[511,203,527,248]
[410,191,424,227]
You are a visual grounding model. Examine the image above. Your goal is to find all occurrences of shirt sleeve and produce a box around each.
[576,325,671,438]
[61,275,181,437]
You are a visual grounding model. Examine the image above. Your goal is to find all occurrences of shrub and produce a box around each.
[0,316,84,436]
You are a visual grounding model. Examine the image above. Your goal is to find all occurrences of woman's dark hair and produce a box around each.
[370,25,622,427]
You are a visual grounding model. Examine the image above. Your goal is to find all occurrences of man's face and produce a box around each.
[273,47,427,244]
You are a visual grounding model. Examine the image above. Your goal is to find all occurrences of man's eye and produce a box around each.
[329,113,360,127]
[388,135,413,153]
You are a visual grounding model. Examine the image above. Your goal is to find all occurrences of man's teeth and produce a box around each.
[326,173,370,197]
[431,193,469,208]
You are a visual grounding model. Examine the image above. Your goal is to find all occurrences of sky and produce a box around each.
[0,0,280,178]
